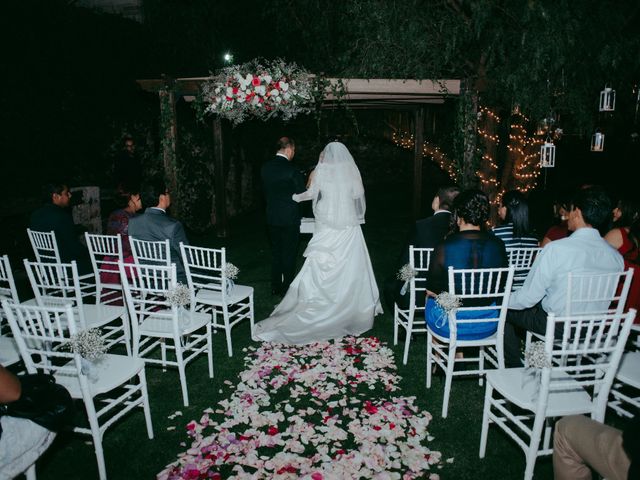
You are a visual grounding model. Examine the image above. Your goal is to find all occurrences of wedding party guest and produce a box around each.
[29,182,92,275]
[540,192,572,247]
[100,187,142,284]
[113,135,142,191]
[553,414,639,480]
[424,189,508,340]
[383,185,460,312]
[504,186,624,368]
[604,196,640,321]
[261,137,306,297]
[253,141,382,344]
[128,179,189,283]
[0,365,57,479]
[493,190,539,248]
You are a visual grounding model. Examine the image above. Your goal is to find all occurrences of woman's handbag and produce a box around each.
[0,373,75,432]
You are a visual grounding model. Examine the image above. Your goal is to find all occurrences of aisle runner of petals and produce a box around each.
[158,336,446,479]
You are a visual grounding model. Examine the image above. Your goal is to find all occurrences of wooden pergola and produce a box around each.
[137,77,461,236]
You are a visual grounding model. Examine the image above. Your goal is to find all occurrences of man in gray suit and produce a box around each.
[128,179,189,283]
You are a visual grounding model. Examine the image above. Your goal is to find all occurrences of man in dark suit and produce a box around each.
[30,182,92,275]
[261,137,306,296]
[128,179,189,283]
[383,185,460,311]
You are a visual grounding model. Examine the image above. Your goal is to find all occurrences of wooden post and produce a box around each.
[212,118,228,237]
[413,107,425,219]
[159,86,180,215]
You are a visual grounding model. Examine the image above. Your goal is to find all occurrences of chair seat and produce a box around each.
[81,304,126,328]
[55,354,145,397]
[616,351,640,388]
[0,336,20,366]
[487,368,593,417]
[195,284,253,305]
[139,309,211,337]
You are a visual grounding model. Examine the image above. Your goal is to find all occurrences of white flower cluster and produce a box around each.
[524,341,551,369]
[396,263,417,282]
[223,262,239,280]
[201,58,314,125]
[167,283,191,307]
[65,328,107,360]
[435,292,462,312]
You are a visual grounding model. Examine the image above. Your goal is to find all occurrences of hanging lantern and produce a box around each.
[591,131,605,152]
[599,86,616,112]
[540,137,556,168]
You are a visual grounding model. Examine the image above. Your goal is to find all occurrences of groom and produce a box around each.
[261,137,306,296]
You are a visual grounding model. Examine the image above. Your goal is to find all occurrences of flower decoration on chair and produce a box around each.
[167,283,191,307]
[523,341,552,393]
[223,262,239,294]
[200,58,315,125]
[64,328,107,361]
[396,263,417,295]
[435,292,462,313]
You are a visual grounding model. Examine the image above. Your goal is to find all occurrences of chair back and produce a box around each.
[506,247,541,290]
[130,238,171,268]
[23,259,86,327]
[566,269,633,316]
[27,229,61,263]
[446,265,515,344]
[540,308,636,421]
[120,262,178,335]
[85,233,124,302]
[2,300,82,378]
[408,246,433,310]
[0,255,19,303]
[180,244,228,301]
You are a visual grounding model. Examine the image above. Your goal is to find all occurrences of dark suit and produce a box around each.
[384,211,453,311]
[30,203,92,275]
[128,207,189,283]
[261,154,306,294]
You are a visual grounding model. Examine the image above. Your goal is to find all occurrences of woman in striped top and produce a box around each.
[493,190,539,248]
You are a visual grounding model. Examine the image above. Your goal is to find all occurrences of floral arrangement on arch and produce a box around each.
[201,58,315,125]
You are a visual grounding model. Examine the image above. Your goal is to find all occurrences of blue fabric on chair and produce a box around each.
[425,297,499,340]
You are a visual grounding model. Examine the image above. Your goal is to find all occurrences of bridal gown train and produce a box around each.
[253,220,383,344]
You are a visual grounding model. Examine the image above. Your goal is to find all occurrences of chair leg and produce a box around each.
[122,313,132,357]
[223,308,233,357]
[175,337,189,407]
[393,305,399,345]
[402,313,414,365]
[161,339,167,372]
[426,332,433,388]
[139,369,154,439]
[85,399,107,480]
[249,295,255,334]
[479,382,493,458]
[524,412,546,480]
[441,347,455,418]
[25,464,36,480]
[207,324,214,378]
[479,347,485,387]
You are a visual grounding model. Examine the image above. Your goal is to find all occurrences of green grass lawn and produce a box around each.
[28,180,628,479]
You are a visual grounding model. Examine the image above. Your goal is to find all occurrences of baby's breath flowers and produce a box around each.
[435,292,462,312]
[223,263,239,280]
[397,263,417,295]
[167,283,191,307]
[64,328,107,360]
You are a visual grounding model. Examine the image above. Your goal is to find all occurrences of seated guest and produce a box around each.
[0,365,57,478]
[605,196,640,322]
[425,189,508,340]
[128,179,189,283]
[100,187,142,285]
[493,190,539,248]
[553,414,639,480]
[504,186,624,368]
[540,192,572,247]
[29,182,92,275]
[383,185,460,312]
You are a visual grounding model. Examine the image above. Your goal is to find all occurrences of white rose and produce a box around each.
[234,73,244,83]
[226,87,234,97]
[255,85,266,96]
[263,74,272,84]
[280,82,289,92]
[244,73,252,84]
[269,89,279,97]
[237,95,245,103]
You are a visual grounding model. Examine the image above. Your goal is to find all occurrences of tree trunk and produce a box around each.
[159,88,180,217]
[460,84,479,189]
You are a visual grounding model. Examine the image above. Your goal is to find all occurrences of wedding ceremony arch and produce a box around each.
[136,74,460,236]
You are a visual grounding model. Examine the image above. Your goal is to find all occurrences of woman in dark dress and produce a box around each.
[425,189,508,340]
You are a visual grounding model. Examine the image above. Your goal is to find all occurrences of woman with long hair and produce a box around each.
[493,190,539,248]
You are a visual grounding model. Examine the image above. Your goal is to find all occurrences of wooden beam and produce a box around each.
[413,108,425,219]
[212,118,228,237]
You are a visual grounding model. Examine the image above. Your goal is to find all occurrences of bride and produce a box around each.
[253,141,383,344]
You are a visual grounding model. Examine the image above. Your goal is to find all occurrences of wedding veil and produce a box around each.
[311,142,366,228]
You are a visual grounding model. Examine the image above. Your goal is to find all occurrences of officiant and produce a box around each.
[261,137,306,297]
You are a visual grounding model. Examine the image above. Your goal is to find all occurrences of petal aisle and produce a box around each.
[158,336,446,479]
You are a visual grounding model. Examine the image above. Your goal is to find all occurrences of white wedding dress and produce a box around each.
[253,142,382,345]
